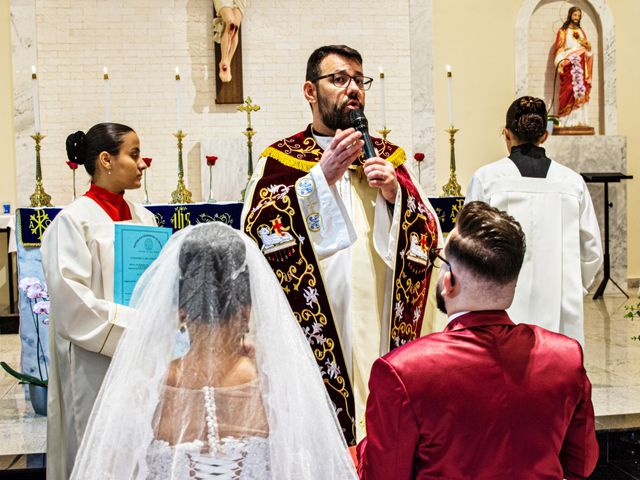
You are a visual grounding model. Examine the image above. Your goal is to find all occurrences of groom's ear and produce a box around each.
[441,270,456,295]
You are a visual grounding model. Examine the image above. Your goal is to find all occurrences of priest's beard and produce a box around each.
[318,90,363,131]
[436,279,447,314]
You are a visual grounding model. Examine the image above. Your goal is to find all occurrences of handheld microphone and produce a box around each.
[349,109,376,160]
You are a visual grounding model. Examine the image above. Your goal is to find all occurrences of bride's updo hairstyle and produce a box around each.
[506,96,548,144]
[65,123,134,176]
[178,224,251,325]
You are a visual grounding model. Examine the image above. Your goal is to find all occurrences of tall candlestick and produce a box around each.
[175,66,183,131]
[378,66,387,128]
[31,66,41,133]
[103,67,110,122]
[446,65,454,127]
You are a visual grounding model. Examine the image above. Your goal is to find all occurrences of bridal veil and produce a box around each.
[71,222,356,479]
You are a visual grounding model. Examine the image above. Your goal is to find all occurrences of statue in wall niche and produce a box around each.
[553,6,594,131]
[212,0,246,83]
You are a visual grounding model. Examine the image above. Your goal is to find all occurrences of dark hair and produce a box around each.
[505,96,548,144]
[446,201,526,285]
[179,224,250,325]
[305,45,363,81]
[561,6,581,30]
[65,123,134,176]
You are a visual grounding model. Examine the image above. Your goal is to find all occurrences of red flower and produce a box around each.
[66,161,78,170]
[206,155,218,167]
[142,157,153,167]
[414,152,425,162]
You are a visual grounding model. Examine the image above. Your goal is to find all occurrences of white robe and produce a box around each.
[246,144,443,440]
[466,157,602,345]
[41,196,156,480]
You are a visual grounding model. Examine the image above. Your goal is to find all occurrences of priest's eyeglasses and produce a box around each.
[312,72,374,91]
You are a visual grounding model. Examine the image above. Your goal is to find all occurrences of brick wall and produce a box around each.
[23,0,415,205]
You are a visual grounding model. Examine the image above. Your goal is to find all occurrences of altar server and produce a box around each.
[466,97,602,345]
[41,123,156,479]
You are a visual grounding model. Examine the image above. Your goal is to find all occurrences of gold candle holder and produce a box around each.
[170,130,193,204]
[441,126,462,197]
[376,127,391,140]
[29,133,53,207]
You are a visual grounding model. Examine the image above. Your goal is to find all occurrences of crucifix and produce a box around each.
[237,96,260,177]
[213,1,246,104]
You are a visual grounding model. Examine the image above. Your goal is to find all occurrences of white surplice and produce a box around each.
[466,157,602,345]
[41,196,156,480]
[247,137,443,440]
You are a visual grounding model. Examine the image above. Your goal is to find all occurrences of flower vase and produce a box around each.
[72,170,77,201]
[413,153,425,185]
[207,165,215,203]
[143,171,150,204]
[29,384,47,416]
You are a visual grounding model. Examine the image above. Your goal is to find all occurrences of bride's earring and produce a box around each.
[173,323,190,359]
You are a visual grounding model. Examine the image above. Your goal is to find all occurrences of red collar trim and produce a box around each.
[444,310,514,332]
[84,183,132,222]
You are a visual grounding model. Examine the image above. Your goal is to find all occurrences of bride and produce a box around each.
[71,223,357,479]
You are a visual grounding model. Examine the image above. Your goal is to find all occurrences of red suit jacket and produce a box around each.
[357,310,598,479]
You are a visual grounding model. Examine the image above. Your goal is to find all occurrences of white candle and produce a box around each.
[378,66,387,128]
[31,66,41,133]
[446,64,454,127]
[103,67,110,122]
[175,66,183,131]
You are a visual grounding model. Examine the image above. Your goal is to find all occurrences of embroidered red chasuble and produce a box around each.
[243,125,439,445]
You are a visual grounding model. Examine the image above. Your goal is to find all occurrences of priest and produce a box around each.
[242,45,442,445]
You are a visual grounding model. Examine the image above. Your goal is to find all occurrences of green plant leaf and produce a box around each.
[0,361,47,387]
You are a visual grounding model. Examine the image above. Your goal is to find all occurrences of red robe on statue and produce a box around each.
[554,27,592,118]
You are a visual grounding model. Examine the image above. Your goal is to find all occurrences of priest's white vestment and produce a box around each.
[244,133,444,441]
[466,157,602,345]
[41,197,156,480]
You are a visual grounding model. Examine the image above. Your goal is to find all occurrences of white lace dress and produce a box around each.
[146,380,270,479]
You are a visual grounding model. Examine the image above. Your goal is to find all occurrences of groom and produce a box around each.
[358,202,599,479]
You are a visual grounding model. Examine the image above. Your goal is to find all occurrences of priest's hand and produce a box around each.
[320,128,364,186]
[364,157,398,203]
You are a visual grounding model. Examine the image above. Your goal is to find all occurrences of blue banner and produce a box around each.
[16,202,244,247]
[428,196,465,234]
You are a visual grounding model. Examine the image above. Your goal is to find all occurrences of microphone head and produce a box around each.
[349,109,368,131]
